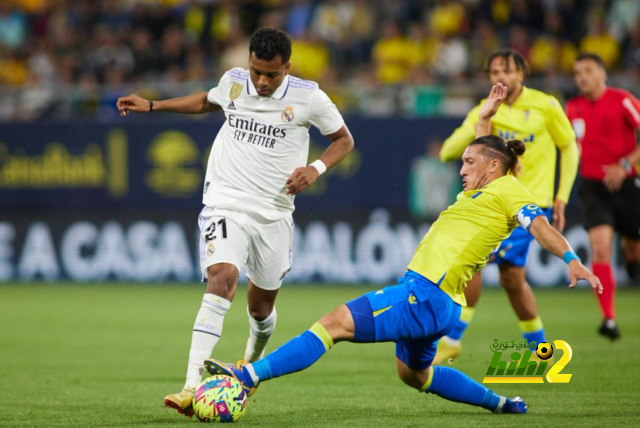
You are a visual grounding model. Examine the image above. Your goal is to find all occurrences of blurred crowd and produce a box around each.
[1,0,640,121]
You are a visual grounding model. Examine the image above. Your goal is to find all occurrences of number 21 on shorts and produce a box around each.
[205,218,228,242]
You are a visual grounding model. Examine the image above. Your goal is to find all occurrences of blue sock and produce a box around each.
[251,323,332,383]
[520,317,545,351]
[523,330,545,350]
[426,366,505,412]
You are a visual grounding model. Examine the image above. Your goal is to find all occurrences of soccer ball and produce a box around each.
[192,375,247,423]
[535,342,554,360]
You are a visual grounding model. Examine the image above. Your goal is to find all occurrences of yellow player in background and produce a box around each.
[436,49,578,363]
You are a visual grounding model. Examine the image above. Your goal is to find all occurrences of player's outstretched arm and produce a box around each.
[528,215,602,293]
[116,92,221,117]
[285,124,354,195]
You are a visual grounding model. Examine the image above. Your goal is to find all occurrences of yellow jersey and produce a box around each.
[440,86,578,207]
[407,175,543,306]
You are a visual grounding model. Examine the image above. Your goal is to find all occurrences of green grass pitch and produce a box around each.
[1,283,639,427]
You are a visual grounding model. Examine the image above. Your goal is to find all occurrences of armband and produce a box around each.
[149,101,154,112]
[516,204,545,231]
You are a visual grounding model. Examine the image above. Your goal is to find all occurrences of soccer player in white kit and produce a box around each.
[116,28,354,417]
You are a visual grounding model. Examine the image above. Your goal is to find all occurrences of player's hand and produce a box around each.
[478,83,507,120]
[285,166,320,195]
[602,163,626,192]
[552,199,566,232]
[568,260,602,294]
[116,94,151,117]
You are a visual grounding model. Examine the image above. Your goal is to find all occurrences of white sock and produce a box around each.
[243,307,277,362]
[493,396,507,413]
[245,364,260,385]
[184,293,231,389]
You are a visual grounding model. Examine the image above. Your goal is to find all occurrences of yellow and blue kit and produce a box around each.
[346,175,546,369]
[245,178,539,413]
[440,87,578,266]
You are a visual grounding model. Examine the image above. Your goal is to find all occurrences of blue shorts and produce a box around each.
[491,207,552,267]
[345,271,461,370]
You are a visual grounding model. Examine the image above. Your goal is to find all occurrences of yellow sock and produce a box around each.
[309,322,334,351]
[519,316,543,333]
[419,366,434,392]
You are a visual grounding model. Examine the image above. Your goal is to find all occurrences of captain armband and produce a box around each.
[516,204,546,231]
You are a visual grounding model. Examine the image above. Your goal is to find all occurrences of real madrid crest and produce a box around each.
[281,106,294,123]
[229,83,243,100]
[207,242,215,257]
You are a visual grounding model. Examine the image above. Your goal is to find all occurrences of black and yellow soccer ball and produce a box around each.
[535,342,554,360]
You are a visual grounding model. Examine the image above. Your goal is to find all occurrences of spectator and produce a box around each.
[285,0,315,39]
[87,26,134,82]
[290,30,330,82]
[529,13,577,74]
[372,20,414,85]
[310,0,353,66]
[429,0,467,37]
[0,3,27,50]
[343,0,376,65]
[130,29,161,80]
[607,0,640,42]
[219,28,250,73]
[580,14,620,68]
[433,34,469,79]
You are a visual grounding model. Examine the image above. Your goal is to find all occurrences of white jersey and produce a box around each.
[204,68,344,222]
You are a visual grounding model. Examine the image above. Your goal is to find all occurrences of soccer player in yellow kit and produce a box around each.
[437,49,579,363]
[203,84,600,416]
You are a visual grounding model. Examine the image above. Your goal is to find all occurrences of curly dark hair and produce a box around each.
[470,135,526,176]
[484,49,530,76]
[249,28,292,64]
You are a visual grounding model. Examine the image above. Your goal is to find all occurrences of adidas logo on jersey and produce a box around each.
[227,101,236,110]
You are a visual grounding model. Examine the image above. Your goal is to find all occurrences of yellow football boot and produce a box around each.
[164,387,195,417]
[432,340,461,365]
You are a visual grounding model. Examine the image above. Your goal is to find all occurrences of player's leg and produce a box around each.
[394,280,526,414]
[622,237,640,282]
[242,215,293,363]
[183,263,238,384]
[243,282,278,363]
[498,263,545,347]
[395,358,526,414]
[588,224,620,339]
[205,303,354,394]
[205,271,460,395]
[581,178,620,339]
[618,177,640,283]
[205,271,429,391]
[434,271,482,364]
[164,210,249,416]
[494,218,549,348]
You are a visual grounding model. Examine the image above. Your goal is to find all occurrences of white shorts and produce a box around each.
[198,207,294,291]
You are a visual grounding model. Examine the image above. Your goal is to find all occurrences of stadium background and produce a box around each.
[1,0,638,286]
